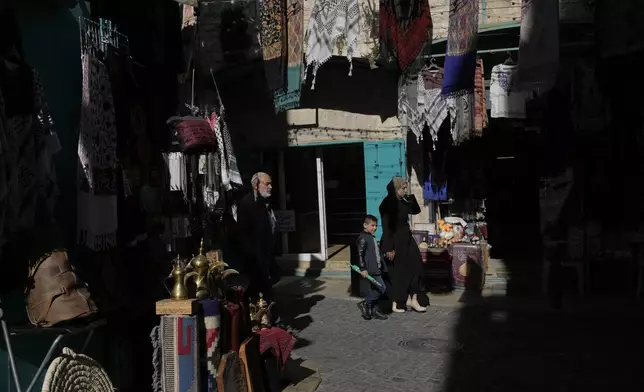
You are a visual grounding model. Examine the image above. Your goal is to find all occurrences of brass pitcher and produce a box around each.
[185,238,210,300]
[168,255,190,300]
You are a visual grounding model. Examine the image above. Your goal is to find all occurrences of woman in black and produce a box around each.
[379,177,427,313]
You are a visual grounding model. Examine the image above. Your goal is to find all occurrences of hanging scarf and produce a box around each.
[473,58,487,136]
[260,0,285,91]
[397,73,423,140]
[442,0,479,97]
[305,0,360,89]
[517,0,559,95]
[447,93,474,145]
[379,0,433,71]
[77,53,119,251]
[420,66,448,142]
[273,0,304,113]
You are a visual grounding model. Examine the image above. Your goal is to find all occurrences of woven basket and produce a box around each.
[42,347,114,392]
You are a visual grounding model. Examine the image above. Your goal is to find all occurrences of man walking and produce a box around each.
[237,172,280,300]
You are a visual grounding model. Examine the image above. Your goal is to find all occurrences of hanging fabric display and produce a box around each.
[379,0,433,71]
[273,0,304,113]
[77,52,119,251]
[490,63,526,119]
[397,74,423,139]
[305,0,360,89]
[447,93,474,145]
[473,58,487,136]
[260,0,286,92]
[517,0,559,95]
[442,0,479,97]
[419,66,448,142]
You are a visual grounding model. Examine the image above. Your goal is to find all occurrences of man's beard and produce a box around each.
[257,190,272,200]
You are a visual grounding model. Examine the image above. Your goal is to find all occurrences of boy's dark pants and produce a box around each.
[365,275,387,305]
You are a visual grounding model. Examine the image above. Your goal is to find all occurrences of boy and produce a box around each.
[356,215,388,320]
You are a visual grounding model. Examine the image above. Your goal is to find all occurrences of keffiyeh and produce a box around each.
[305,0,360,89]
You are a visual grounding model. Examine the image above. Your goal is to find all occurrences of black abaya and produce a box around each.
[379,183,423,308]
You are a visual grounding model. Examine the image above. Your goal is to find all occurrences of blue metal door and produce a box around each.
[363,140,406,239]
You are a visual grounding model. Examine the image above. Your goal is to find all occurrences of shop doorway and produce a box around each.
[320,144,367,263]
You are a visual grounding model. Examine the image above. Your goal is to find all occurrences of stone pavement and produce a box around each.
[274,278,644,392]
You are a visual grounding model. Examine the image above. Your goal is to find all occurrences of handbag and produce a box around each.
[25,250,98,327]
[167,115,216,153]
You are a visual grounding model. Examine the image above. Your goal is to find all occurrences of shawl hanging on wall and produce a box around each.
[517,0,559,95]
[442,0,479,97]
[447,93,474,145]
[473,58,487,136]
[260,0,286,91]
[420,66,448,142]
[77,53,119,251]
[305,0,360,89]
[273,0,304,113]
[379,0,433,71]
[397,73,423,139]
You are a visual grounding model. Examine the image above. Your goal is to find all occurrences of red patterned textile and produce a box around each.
[258,327,296,365]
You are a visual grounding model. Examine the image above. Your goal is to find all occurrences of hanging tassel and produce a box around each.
[348,61,353,76]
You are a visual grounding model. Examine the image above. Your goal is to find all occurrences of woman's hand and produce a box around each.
[386,251,395,260]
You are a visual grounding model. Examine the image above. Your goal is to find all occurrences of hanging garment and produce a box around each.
[442,0,479,97]
[490,64,526,119]
[219,110,242,189]
[3,69,59,235]
[517,0,559,95]
[473,58,487,136]
[596,0,644,58]
[305,0,360,89]
[260,0,286,91]
[397,73,423,140]
[420,66,448,142]
[379,0,433,71]
[77,53,119,251]
[447,93,474,145]
[273,0,304,113]
[571,61,610,135]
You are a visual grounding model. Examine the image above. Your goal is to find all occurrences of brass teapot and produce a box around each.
[185,239,210,300]
[185,239,241,299]
[249,293,274,332]
[168,255,191,301]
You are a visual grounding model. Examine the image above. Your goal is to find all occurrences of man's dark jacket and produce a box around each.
[237,192,279,283]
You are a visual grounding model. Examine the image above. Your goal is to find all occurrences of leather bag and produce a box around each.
[26,250,98,327]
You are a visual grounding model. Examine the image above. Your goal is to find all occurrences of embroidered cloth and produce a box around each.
[260,0,286,91]
[442,0,479,97]
[258,327,297,365]
[379,0,433,71]
[447,93,474,145]
[200,299,221,392]
[473,58,487,135]
[420,67,448,141]
[490,63,526,119]
[274,0,304,113]
[78,53,119,251]
[305,0,360,89]
[517,0,559,95]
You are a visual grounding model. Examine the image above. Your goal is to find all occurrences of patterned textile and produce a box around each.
[273,0,304,113]
[163,152,188,199]
[442,0,479,97]
[379,0,433,71]
[447,93,474,145]
[258,327,296,365]
[160,315,200,392]
[78,53,119,251]
[490,64,526,119]
[200,299,221,392]
[219,108,242,189]
[260,0,285,91]
[2,70,59,236]
[517,0,559,95]
[150,325,163,392]
[397,74,423,139]
[305,0,360,89]
[420,67,448,142]
[473,59,487,136]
